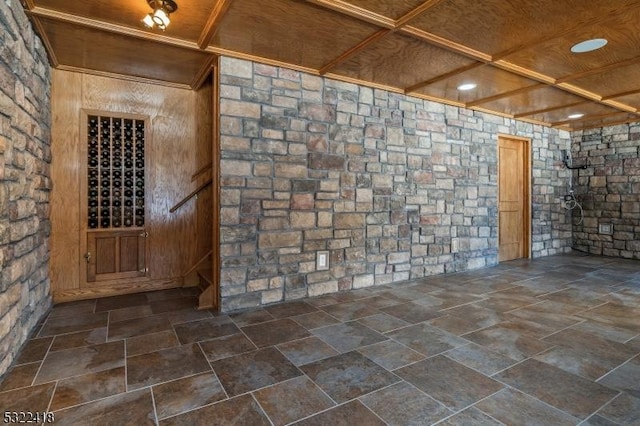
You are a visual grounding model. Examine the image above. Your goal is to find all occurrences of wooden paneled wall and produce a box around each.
[50,69,212,302]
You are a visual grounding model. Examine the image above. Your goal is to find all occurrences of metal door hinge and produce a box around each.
[84,252,91,263]
[139,267,149,274]
[140,232,149,238]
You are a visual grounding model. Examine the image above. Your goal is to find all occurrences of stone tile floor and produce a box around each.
[1,252,640,425]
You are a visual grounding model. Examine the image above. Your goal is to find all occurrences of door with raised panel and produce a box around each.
[498,136,530,262]
[82,112,148,283]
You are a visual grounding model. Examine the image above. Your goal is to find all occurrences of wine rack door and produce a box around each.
[85,113,147,283]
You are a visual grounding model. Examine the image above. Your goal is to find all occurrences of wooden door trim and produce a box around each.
[497,134,531,260]
[210,59,221,311]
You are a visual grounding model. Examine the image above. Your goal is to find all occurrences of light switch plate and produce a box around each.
[316,251,329,270]
[598,223,613,235]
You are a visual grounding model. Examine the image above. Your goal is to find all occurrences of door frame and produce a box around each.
[497,134,532,261]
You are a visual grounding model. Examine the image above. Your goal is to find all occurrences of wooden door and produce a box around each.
[81,112,149,285]
[498,136,530,262]
[87,230,147,282]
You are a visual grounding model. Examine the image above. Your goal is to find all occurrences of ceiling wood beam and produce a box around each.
[190,55,217,90]
[204,46,319,75]
[197,0,232,49]
[27,6,201,52]
[603,88,640,101]
[56,65,192,90]
[514,101,589,119]
[394,0,446,28]
[557,55,640,84]
[404,62,485,93]
[318,0,445,76]
[305,0,394,28]
[400,26,492,62]
[318,29,390,75]
[465,83,546,107]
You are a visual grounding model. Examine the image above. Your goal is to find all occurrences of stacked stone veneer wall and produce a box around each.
[0,2,52,376]
[571,123,640,258]
[219,57,572,312]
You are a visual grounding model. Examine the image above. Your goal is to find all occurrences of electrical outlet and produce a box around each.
[316,251,329,270]
[451,238,459,253]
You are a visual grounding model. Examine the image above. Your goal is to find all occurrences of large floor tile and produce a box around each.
[598,355,640,398]
[357,340,424,370]
[265,301,318,318]
[50,367,125,411]
[173,316,239,344]
[292,311,340,330]
[211,347,302,396]
[444,342,517,375]
[578,302,640,332]
[127,343,211,390]
[0,382,55,412]
[395,355,503,411]
[0,362,40,392]
[464,324,554,360]
[160,394,271,425]
[311,321,387,353]
[35,341,124,384]
[229,308,274,326]
[300,351,400,403]
[380,302,443,324]
[253,376,335,426]
[198,333,257,361]
[597,392,640,425]
[276,336,339,366]
[386,322,468,356]
[39,312,109,337]
[149,296,199,314]
[436,407,502,425]
[13,337,52,365]
[50,327,107,352]
[95,292,149,312]
[356,312,410,333]
[242,318,311,347]
[152,372,226,420]
[359,381,452,425]
[320,300,380,321]
[53,388,155,425]
[495,358,619,419]
[107,313,172,341]
[292,400,385,426]
[475,388,579,425]
[126,329,180,357]
[47,300,96,319]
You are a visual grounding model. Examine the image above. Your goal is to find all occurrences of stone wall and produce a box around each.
[218,57,573,312]
[571,123,640,258]
[0,1,52,376]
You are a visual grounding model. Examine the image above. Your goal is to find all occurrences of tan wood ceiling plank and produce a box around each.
[603,89,640,101]
[197,0,232,49]
[56,65,192,90]
[404,62,485,93]
[551,111,628,127]
[465,83,546,108]
[319,29,391,75]
[514,101,589,119]
[394,0,447,28]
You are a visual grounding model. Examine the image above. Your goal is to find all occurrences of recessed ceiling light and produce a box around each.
[571,38,608,53]
[568,113,584,119]
[457,83,477,91]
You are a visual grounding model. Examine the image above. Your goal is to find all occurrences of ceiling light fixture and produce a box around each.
[568,113,584,119]
[457,83,477,91]
[570,38,608,53]
[142,0,178,31]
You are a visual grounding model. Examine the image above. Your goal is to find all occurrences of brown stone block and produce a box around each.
[299,103,336,123]
[291,193,314,210]
[259,232,302,248]
[308,153,345,171]
[307,134,328,152]
[274,163,307,179]
[334,213,365,229]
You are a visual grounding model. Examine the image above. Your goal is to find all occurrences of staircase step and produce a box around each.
[197,268,213,290]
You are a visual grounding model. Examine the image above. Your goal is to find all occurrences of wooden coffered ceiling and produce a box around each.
[22,0,640,131]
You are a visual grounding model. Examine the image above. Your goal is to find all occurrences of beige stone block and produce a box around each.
[221,136,250,151]
[291,212,316,228]
[220,99,261,118]
[259,231,302,248]
[274,163,307,178]
[308,280,338,297]
[318,212,333,228]
[221,57,253,79]
[221,160,251,176]
[290,193,314,210]
[262,289,283,304]
[334,213,365,229]
[247,278,269,292]
[352,274,374,289]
